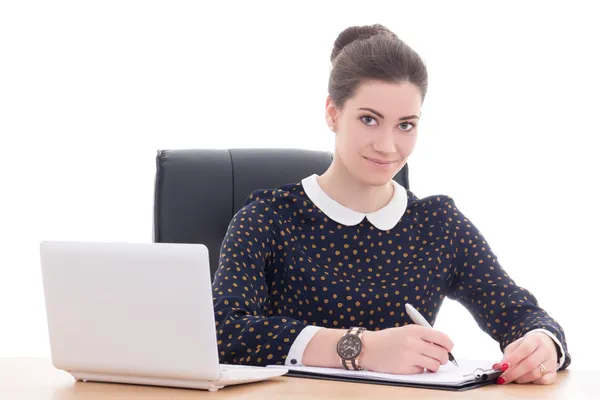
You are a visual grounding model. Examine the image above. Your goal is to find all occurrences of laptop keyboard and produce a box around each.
[219,364,251,372]
[219,364,286,381]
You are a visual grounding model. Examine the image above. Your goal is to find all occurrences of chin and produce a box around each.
[354,169,396,187]
[367,175,395,187]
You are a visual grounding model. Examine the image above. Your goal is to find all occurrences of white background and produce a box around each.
[1,1,598,370]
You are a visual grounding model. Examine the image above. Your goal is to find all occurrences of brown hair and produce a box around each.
[328,24,428,109]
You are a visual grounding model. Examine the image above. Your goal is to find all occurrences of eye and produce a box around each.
[360,115,378,126]
[399,121,416,131]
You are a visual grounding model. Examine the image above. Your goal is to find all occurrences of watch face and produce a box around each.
[337,334,362,360]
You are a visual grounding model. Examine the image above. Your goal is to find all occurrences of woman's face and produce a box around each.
[326,80,422,187]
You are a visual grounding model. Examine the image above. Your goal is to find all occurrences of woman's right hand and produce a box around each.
[360,325,454,374]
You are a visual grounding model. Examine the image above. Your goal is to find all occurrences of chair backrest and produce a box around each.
[153,148,410,279]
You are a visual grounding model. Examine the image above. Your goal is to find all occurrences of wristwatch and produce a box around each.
[336,327,366,370]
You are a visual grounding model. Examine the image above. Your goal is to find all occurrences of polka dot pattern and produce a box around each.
[212,182,570,369]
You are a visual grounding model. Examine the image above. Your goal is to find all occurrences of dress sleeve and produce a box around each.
[443,197,571,370]
[212,196,307,366]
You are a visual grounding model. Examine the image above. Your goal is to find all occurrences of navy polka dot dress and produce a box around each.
[212,178,570,369]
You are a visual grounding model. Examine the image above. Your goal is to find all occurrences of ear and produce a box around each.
[325,95,338,131]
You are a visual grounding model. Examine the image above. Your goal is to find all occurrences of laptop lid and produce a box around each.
[39,241,220,381]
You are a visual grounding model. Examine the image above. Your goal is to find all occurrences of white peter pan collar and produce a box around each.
[300,174,408,231]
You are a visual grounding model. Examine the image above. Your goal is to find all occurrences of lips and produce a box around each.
[365,157,396,165]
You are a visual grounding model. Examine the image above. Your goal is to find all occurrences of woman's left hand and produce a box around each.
[494,332,558,385]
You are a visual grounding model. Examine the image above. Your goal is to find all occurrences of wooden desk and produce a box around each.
[1,358,596,399]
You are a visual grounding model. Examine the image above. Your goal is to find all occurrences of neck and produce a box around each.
[317,157,394,214]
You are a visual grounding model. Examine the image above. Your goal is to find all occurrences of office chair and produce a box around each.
[153,148,410,280]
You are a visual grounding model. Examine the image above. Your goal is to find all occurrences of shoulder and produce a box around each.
[405,189,473,233]
[405,189,457,213]
[232,181,309,222]
[244,181,306,204]
[242,181,308,210]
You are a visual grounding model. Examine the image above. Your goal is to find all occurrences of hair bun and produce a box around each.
[330,24,398,63]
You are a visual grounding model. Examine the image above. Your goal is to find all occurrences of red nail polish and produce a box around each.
[497,377,506,385]
[501,363,509,371]
[492,363,500,370]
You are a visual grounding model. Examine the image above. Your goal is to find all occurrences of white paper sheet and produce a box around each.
[269,358,496,386]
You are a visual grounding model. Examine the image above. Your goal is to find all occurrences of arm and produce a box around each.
[296,327,343,367]
[214,198,359,368]
[212,199,306,366]
[443,197,571,370]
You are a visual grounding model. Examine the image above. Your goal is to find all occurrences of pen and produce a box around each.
[405,303,459,367]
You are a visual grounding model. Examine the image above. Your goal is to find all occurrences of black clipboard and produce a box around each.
[281,367,503,392]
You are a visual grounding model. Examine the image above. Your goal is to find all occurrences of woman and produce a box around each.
[212,24,570,385]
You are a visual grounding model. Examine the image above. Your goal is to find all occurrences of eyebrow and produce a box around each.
[358,107,420,121]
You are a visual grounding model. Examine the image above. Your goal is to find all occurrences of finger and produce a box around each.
[503,337,524,355]
[501,347,546,384]
[501,336,538,371]
[493,337,525,371]
[416,353,442,372]
[418,340,449,365]
[532,371,557,385]
[407,365,425,375]
[515,358,557,384]
[419,328,454,353]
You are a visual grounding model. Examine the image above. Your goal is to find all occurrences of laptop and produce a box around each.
[39,241,288,392]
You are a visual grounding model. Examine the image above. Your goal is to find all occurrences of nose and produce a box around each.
[372,130,396,154]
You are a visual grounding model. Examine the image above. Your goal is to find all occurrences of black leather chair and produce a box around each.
[153,148,410,280]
